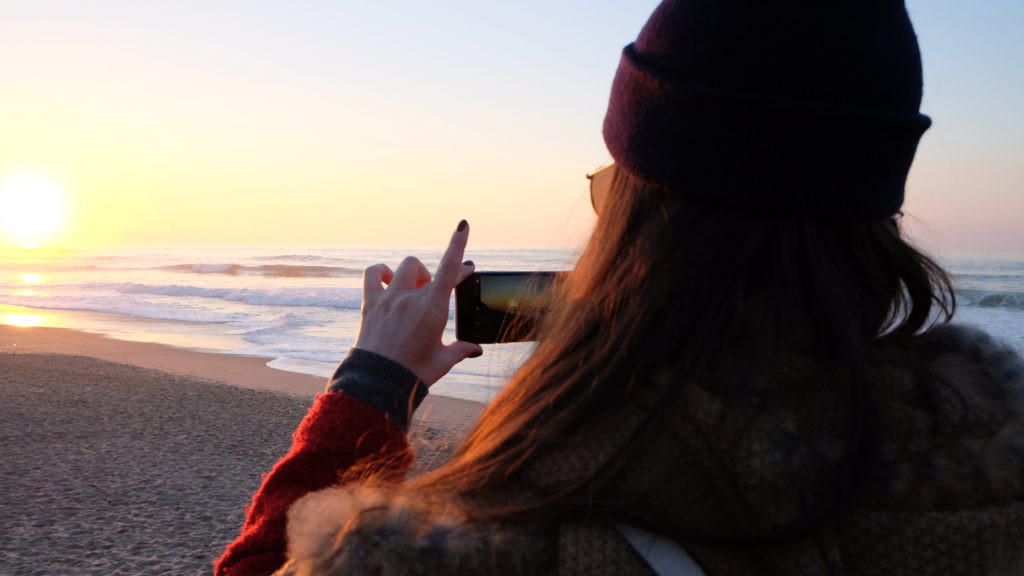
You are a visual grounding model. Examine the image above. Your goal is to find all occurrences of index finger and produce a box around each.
[429,219,469,305]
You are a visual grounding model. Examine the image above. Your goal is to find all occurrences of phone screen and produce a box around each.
[479,274,553,313]
[456,272,558,344]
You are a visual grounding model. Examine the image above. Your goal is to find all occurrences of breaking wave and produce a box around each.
[115,283,363,309]
[161,263,361,278]
[957,289,1024,310]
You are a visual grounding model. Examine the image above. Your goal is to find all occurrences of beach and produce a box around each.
[2,247,1023,575]
[0,325,483,576]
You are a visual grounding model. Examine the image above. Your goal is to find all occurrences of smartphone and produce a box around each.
[455,271,559,344]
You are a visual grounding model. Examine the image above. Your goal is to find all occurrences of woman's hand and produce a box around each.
[354,220,484,386]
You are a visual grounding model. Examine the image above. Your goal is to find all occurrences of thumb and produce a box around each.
[441,341,484,366]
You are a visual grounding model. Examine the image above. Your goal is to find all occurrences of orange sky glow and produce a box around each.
[1,1,1021,254]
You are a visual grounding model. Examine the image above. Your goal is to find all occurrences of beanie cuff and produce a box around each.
[603,45,932,218]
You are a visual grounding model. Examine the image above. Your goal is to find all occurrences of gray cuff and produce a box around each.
[326,348,428,432]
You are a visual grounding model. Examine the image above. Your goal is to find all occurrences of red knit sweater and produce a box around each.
[215,392,412,576]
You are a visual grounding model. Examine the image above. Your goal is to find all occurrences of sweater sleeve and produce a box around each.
[326,348,428,432]
[215,351,420,576]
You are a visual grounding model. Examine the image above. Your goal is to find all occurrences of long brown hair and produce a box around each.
[407,169,956,523]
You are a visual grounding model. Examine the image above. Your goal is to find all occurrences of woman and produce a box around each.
[218,0,1024,574]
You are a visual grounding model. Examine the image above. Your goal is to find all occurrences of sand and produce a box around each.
[0,325,484,576]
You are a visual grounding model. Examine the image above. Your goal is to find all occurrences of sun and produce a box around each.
[0,173,68,248]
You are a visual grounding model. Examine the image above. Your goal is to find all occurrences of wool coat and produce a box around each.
[217,324,1024,575]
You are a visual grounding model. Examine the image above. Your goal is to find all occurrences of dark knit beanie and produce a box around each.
[603,0,932,218]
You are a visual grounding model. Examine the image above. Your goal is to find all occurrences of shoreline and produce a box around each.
[0,302,513,405]
[0,318,486,419]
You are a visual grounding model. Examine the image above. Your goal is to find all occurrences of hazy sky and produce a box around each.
[1,0,1021,253]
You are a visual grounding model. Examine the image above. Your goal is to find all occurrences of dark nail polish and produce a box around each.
[469,350,483,359]
[462,260,474,266]
[457,219,468,232]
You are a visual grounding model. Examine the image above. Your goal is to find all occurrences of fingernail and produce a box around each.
[469,350,483,358]
[457,219,468,232]
[462,260,474,266]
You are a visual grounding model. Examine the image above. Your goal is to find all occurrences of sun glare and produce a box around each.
[3,313,45,328]
[0,173,67,248]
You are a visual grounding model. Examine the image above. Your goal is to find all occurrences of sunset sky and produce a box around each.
[1,0,1021,252]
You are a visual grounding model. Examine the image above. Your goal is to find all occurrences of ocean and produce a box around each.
[1,246,1021,403]
[0,246,576,403]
